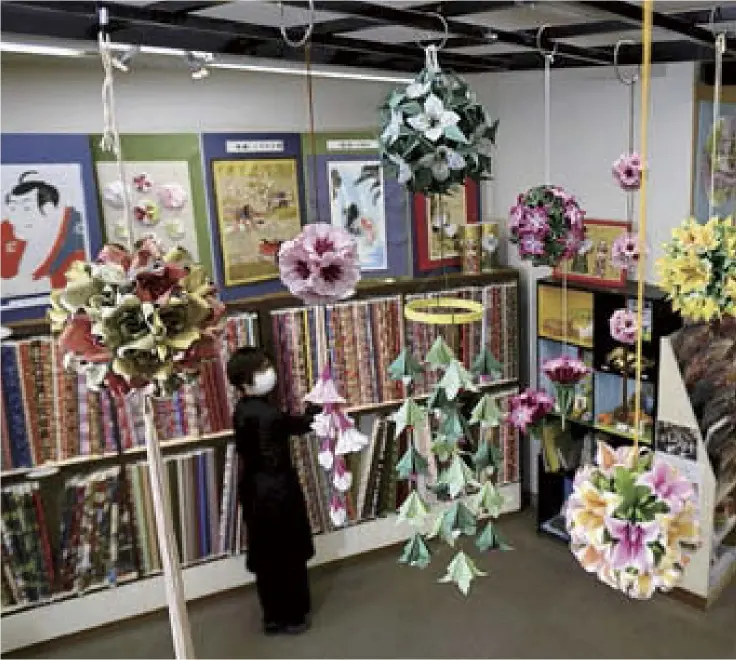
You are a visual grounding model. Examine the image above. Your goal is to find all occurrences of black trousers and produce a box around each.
[254,560,311,625]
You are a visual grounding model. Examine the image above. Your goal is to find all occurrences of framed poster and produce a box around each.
[413,179,479,273]
[301,131,410,278]
[1,134,102,322]
[211,158,302,286]
[692,85,736,222]
[91,134,212,276]
[202,132,307,301]
[553,218,630,287]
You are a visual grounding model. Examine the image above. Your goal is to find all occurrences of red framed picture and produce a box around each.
[413,179,479,273]
[553,218,631,287]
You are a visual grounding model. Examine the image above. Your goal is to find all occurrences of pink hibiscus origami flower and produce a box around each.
[506,388,555,434]
[611,233,644,271]
[605,517,660,573]
[637,461,694,514]
[609,308,638,345]
[612,153,642,191]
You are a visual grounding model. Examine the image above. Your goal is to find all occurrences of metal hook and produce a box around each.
[536,24,558,61]
[709,5,722,35]
[278,0,314,49]
[614,39,640,86]
[414,12,449,52]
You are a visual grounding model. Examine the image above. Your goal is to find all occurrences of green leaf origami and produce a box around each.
[425,336,455,370]
[472,439,492,472]
[439,551,487,596]
[440,406,465,440]
[470,482,505,518]
[396,444,430,480]
[441,501,477,541]
[427,385,452,410]
[476,522,513,552]
[398,532,431,569]
[397,491,429,527]
[438,453,478,498]
[438,360,476,400]
[469,394,503,427]
[388,348,424,384]
[431,438,455,462]
[392,398,427,437]
[471,347,503,379]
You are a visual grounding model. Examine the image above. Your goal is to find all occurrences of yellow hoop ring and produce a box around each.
[403,297,484,325]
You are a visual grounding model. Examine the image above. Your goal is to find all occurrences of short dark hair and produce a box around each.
[226,346,271,390]
[5,171,60,213]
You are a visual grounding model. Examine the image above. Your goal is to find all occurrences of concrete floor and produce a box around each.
[7,512,736,659]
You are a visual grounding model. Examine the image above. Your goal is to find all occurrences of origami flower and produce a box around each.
[278,223,360,306]
[612,152,642,191]
[58,314,111,364]
[596,441,643,475]
[387,153,413,185]
[567,482,621,546]
[332,456,353,493]
[506,388,554,435]
[157,183,188,209]
[609,308,638,345]
[102,181,129,209]
[133,172,153,192]
[334,413,368,455]
[133,200,159,226]
[637,461,694,514]
[418,146,466,182]
[381,110,404,146]
[605,518,660,573]
[329,495,347,528]
[542,356,590,386]
[408,94,462,143]
[311,411,335,438]
[611,233,643,271]
[304,366,346,406]
[318,438,334,471]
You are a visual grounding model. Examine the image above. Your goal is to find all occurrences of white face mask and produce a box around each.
[245,367,277,396]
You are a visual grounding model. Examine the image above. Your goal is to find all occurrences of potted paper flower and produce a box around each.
[542,356,590,427]
[656,216,736,328]
[378,47,499,196]
[565,442,698,600]
[509,185,586,267]
[505,388,555,440]
[612,153,643,191]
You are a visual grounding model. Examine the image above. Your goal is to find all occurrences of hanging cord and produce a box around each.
[614,39,640,228]
[98,20,134,252]
[632,0,654,453]
[708,32,727,219]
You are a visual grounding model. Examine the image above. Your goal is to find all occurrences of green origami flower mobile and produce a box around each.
[378,48,499,196]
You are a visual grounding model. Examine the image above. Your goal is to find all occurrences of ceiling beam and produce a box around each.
[144,1,228,14]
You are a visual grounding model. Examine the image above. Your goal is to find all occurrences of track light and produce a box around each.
[112,45,139,72]
[186,51,209,80]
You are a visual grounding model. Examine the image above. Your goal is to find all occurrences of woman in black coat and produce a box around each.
[227,346,317,635]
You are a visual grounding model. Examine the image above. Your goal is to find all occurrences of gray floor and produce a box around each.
[8,512,736,659]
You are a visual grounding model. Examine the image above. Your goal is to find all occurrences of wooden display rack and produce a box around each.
[657,338,736,608]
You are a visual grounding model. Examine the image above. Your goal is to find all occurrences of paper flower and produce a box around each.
[542,355,590,386]
[612,152,643,191]
[332,456,353,492]
[334,414,368,455]
[133,200,159,226]
[304,366,346,405]
[506,388,555,435]
[509,185,586,267]
[317,438,334,470]
[157,183,188,209]
[379,58,498,195]
[50,241,221,396]
[133,173,153,192]
[609,309,638,345]
[311,411,335,438]
[657,216,736,323]
[278,223,360,306]
[102,181,130,209]
[566,442,698,600]
[611,232,643,271]
[329,495,347,528]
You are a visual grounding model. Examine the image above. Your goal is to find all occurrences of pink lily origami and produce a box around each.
[304,366,346,405]
[332,456,353,493]
[317,437,334,471]
[605,517,661,573]
[637,461,694,514]
[334,412,368,455]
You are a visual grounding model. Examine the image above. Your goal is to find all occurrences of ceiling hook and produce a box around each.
[536,24,558,61]
[414,11,449,52]
[614,39,640,86]
[278,0,314,49]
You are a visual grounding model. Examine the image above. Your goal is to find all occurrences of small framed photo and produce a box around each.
[413,179,479,273]
[553,218,631,287]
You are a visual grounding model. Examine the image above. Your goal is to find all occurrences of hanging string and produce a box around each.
[98,28,134,252]
[632,0,654,452]
[708,33,727,220]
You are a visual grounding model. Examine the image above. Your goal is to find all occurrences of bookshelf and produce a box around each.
[533,277,681,541]
[1,270,522,650]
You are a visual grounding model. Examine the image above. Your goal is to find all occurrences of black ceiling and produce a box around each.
[1,0,735,73]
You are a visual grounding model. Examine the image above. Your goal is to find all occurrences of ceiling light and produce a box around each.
[210,62,412,83]
[112,45,140,72]
[0,42,86,57]
[186,51,210,79]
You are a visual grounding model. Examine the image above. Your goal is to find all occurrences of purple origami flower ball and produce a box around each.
[278,223,360,305]
[609,308,638,345]
[611,233,645,271]
[613,153,643,192]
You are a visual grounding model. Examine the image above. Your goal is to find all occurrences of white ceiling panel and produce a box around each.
[346,24,448,44]
[450,4,616,31]
[196,1,346,26]
[564,26,677,48]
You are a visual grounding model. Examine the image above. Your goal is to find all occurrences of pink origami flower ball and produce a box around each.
[612,153,642,192]
[609,309,638,345]
[278,223,360,305]
[542,355,590,386]
[611,233,644,271]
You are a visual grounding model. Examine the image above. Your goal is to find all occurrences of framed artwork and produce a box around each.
[1,134,102,322]
[211,158,302,286]
[91,133,212,276]
[537,284,594,349]
[413,178,479,273]
[302,131,410,279]
[691,85,736,222]
[553,218,631,287]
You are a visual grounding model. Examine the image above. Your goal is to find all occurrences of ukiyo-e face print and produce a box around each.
[1,164,88,307]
